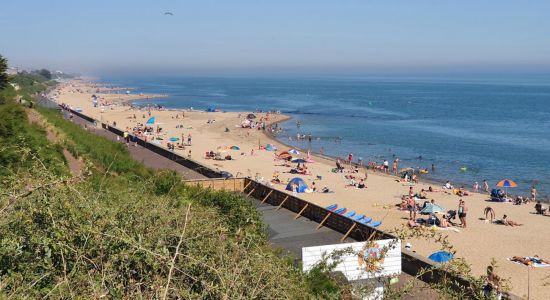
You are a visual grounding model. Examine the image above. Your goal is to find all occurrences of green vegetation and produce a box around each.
[0,56,341,298]
[0,55,8,90]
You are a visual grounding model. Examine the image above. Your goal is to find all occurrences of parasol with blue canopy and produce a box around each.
[288,149,300,155]
[146,117,156,125]
[420,203,445,215]
[292,158,308,163]
[168,137,179,142]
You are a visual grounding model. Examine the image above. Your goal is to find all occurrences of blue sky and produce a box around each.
[1,0,549,76]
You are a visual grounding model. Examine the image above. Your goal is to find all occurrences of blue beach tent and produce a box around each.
[146,117,156,125]
[286,177,308,193]
[206,107,216,112]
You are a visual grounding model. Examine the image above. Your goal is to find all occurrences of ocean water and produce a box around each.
[101,75,550,198]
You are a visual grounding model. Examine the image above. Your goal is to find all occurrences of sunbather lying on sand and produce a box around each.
[511,255,550,265]
[499,215,523,227]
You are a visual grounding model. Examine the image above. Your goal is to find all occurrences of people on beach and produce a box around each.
[501,214,523,227]
[392,159,398,174]
[473,181,479,192]
[484,206,495,223]
[535,201,547,215]
[531,186,537,201]
[458,199,467,228]
[511,255,550,266]
[483,266,502,299]
[483,180,489,193]
[383,160,389,173]
[407,197,417,221]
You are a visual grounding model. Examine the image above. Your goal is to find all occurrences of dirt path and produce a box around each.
[26,109,84,175]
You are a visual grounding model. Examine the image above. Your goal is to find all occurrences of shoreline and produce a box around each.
[265,115,548,204]
[51,79,550,298]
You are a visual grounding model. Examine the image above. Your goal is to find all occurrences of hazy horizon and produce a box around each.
[2,0,550,77]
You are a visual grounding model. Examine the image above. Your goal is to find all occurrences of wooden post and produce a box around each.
[294,203,309,219]
[247,187,256,197]
[277,195,289,210]
[243,181,252,191]
[340,223,357,242]
[261,190,273,203]
[316,212,332,230]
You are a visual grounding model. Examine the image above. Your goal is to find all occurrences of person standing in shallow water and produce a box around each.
[531,186,537,201]
[483,180,489,193]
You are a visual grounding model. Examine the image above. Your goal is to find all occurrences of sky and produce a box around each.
[1,0,550,76]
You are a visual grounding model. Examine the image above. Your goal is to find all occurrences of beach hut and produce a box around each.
[286,177,308,193]
[266,144,277,151]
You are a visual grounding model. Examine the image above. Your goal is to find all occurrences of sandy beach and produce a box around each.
[53,80,550,299]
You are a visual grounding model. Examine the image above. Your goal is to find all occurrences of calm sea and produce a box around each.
[100,75,550,198]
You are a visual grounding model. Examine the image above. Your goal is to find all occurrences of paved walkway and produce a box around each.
[65,108,438,299]
[68,112,207,180]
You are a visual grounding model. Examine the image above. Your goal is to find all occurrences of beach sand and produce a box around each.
[53,80,549,299]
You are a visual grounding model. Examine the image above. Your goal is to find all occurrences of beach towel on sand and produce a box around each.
[508,257,550,268]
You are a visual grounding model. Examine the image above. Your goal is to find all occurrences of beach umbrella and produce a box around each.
[496,179,517,188]
[230,146,240,150]
[146,117,156,125]
[288,149,300,155]
[496,179,517,196]
[420,203,445,214]
[168,137,179,142]
[428,251,453,263]
[277,151,292,159]
[292,158,308,163]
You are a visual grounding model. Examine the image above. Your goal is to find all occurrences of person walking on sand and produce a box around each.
[473,181,479,192]
[392,159,398,175]
[383,159,389,173]
[407,196,417,221]
[483,180,489,193]
[187,133,192,146]
[458,199,468,228]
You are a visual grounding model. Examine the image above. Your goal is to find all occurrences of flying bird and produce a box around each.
[164,12,174,16]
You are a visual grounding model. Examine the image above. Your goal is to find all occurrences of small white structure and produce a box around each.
[302,239,401,299]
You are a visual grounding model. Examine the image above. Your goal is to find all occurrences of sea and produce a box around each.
[99,75,550,198]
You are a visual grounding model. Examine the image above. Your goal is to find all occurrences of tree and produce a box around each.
[37,68,52,80]
[0,55,8,90]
